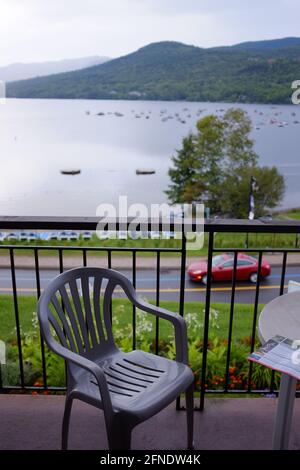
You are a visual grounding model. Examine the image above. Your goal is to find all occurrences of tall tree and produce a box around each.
[166,134,201,204]
[166,108,285,217]
[223,108,258,170]
[194,115,225,213]
[220,166,285,218]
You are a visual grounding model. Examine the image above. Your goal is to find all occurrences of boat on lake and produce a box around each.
[136,168,156,175]
[60,168,81,175]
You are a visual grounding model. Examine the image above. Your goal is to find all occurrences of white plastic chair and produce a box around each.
[38,267,194,450]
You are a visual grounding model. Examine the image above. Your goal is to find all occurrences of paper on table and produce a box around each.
[248,335,300,380]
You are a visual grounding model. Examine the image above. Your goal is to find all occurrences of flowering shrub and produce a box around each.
[2,312,65,388]
[1,307,282,392]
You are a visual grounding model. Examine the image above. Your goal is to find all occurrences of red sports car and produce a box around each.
[187,253,271,284]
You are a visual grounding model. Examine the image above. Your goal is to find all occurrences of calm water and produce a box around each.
[0,98,299,216]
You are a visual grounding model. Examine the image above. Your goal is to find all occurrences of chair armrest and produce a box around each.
[47,338,113,412]
[133,298,189,364]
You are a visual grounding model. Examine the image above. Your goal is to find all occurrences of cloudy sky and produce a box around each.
[0,0,299,66]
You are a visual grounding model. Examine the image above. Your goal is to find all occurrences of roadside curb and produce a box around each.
[0,254,299,271]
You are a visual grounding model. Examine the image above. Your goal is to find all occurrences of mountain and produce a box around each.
[0,56,110,82]
[6,38,300,104]
[231,37,300,51]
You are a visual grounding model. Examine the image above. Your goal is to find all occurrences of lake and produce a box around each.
[0,98,299,216]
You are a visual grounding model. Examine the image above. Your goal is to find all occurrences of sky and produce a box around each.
[0,0,299,66]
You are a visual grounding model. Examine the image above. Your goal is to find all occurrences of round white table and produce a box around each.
[259,289,300,450]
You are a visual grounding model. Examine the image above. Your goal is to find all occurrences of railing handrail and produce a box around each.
[0,216,300,233]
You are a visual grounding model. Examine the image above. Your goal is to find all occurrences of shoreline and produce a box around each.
[5,97,297,106]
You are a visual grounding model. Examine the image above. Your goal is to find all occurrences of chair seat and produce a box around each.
[73,349,194,421]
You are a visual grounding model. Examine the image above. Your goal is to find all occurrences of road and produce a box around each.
[1,266,300,304]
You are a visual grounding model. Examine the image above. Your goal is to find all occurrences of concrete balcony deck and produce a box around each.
[1,395,300,450]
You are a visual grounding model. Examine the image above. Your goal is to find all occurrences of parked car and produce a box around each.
[18,232,37,242]
[48,232,59,240]
[58,231,69,241]
[98,231,109,240]
[187,253,271,284]
[27,232,37,241]
[81,231,92,240]
[7,232,19,241]
[68,231,79,241]
[19,232,29,241]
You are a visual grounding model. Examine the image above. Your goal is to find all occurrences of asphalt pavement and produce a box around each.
[1,265,299,305]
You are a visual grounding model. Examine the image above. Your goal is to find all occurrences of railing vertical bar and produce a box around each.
[279,252,287,296]
[155,251,160,356]
[199,231,214,411]
[58,248,67,383]
[107,250,112,269]
[9,248,25,388]
[177,229,187,410]
[247,252,263,392]
[34,248,47,389]
[82,249,87,267]
[224,251,238,392]
[245,232,249,249]
[179,230,186,318]
[107,250,113,322]
[58,249,64,274]
[132,251,136,350]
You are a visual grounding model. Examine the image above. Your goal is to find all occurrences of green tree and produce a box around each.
[165,134,201,203]
[220,166,285,218]
[166,116,225,210]
[166,108,285,217]
[223,108,258,170]
[194,115,225,213]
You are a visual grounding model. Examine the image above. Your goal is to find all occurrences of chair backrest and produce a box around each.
[38,267,135,359]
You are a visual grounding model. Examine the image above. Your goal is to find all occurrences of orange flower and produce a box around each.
[33,380,43,387]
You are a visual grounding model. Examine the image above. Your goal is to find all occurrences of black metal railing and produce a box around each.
[0,216,300,410]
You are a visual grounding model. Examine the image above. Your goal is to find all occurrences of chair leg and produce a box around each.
[62,395,73,450]
[185,383,194,450]
[107,414,132,450]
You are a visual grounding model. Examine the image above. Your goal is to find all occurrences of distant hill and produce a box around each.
[231,37,300,51]
[0,56,110,82]
[6,38,300,104]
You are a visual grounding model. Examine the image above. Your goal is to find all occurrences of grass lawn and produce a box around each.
[0,294,267,390]
[0,294,261,344]
[0,230,298,259]
[277,208,300,221]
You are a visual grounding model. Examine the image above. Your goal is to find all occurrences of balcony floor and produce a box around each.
[0,395,300,450]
